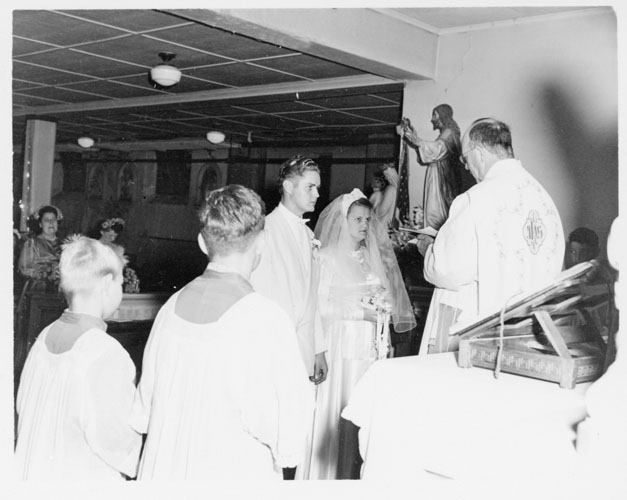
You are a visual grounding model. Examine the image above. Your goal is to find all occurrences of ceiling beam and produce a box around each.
[53,138,241,153]
[13,75,399,118]
[165,9,437,81]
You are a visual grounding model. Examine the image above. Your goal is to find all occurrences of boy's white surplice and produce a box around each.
[15,326,141,480]
[131,273,314,480]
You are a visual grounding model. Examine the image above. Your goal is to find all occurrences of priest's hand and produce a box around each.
[416,234,434,256]
[310,352,328,385]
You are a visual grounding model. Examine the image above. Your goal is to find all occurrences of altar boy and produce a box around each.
[132,185,313,479]
[15,236,141,480]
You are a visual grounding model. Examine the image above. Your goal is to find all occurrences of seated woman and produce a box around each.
[308,189,416,480]
[131,185,314,480]
[18,205,63,288]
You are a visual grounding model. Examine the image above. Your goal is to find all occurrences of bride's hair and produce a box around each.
[198,184,265,259]
[347,197,372,215]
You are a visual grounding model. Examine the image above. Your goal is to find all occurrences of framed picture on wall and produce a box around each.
[87,165,104,200]
[118,164,135,202]
[197,164,222,203]
[155,150,191,204]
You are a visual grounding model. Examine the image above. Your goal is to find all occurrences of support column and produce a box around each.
[20,119,56,231]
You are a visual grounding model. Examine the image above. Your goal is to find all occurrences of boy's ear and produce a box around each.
[197,232,208,255]
[256,229,266,256]
[282,178,294,195]
[100,272,114,291]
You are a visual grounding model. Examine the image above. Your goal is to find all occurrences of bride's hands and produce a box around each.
[361,307,379,324]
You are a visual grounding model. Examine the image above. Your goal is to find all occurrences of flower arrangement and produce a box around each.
[410,205,424,228]
[389,204,423,252]
[388,227,415,253]
[123,266,140,293]
[36,258,61,285]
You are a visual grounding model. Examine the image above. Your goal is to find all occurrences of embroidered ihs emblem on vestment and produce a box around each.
[522,209,546,254]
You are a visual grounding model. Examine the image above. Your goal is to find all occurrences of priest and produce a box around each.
[417,118,565,354]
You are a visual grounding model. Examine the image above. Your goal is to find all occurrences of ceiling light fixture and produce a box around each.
[150,52,182,88]
[77,136,95,148]
[206,131,226,144]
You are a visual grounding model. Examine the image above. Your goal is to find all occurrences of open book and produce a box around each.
[401,226,438,242]
[449,261,596,336]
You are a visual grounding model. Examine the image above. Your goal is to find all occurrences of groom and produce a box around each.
[250,155,328,480]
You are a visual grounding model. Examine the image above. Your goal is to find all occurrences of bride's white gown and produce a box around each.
[309,246,388,480]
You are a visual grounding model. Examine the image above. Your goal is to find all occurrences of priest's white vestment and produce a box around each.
[420,159,565,353]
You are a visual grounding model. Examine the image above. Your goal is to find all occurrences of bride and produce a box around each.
[309,188,416,480]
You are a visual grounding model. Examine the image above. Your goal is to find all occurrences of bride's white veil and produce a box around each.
[315,189,416,333]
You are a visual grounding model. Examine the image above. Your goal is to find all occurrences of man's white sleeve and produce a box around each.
[423,193,477,290]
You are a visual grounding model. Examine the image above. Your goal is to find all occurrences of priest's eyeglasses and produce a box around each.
[459,147,477,166]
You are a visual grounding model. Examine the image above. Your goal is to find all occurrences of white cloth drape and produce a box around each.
[342,353,589,491]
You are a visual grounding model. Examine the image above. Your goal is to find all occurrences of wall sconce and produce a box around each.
[206,131,226,144]
[150,52,182,88]
[77,136,95,148]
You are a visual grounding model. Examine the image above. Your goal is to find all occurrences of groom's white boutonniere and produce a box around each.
[311,238,321,259]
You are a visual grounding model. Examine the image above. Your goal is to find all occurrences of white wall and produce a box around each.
[402,9,618,256]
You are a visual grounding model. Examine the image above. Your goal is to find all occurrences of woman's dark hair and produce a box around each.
[108,222,124,234]
[38,205,59,220]
[569,227,600,254]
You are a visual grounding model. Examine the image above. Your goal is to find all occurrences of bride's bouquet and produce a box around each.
[359,285,392,314]
[123,267,140,293]
[360,285,392,360]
